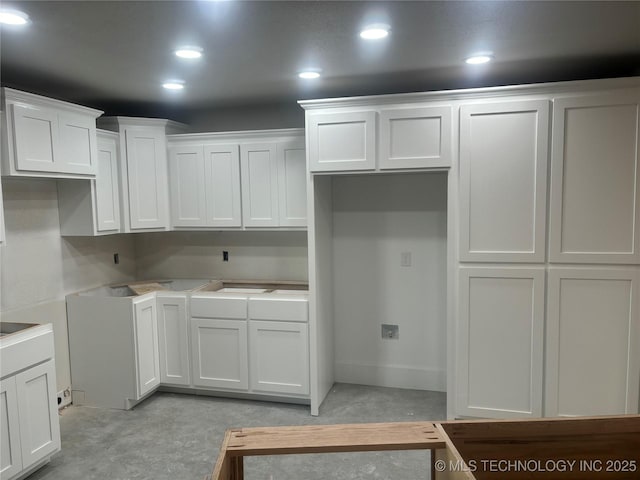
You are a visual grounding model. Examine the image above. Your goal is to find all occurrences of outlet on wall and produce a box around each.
[57,387,72,409]
[381,324,399,339]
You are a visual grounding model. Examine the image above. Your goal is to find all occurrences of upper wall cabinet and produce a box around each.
[379,106,451,170]
[549,92,640,264]
[303,104,452,173]
[1,88,102,179]
[307,111,377,172]
[98,117,185,233]
[459,100,550,263]
[58,130,122,236]
[167,129,306,230]
[169,143,242,228]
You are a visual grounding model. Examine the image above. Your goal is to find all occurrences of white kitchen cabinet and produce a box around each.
[457,267,545,419]
[169,145,207,227]
[133,295,161,398]
[0,177,5,244]
[459,100,550,263]
[204,144,242,227]
[240,143,279,227]
[58,130,122,236]
[277,139,307,227]
[546,267,640,417]
[15,360,60,471]
[190,296,249,390]
[307,111,377,172]
[156,293,190,386]
[2,88,102,178]
[0,324,60,479]
[168,143,242,228]
[0,377,22,479]
[98,117,185,232]
[549,92,640,264]
[379,106,452,170]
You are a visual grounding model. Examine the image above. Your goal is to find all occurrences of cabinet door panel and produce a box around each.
[95,135,121,232]
[0,378,22,479]
[379,106,451,169]
[308,111,376,172]
[240,143,279,227]
[15,360,60,470]
[249,321,309,395]
[460,100,549,262]
[125,128,169,230]
[204,144,242,227]
[133,296,160,398]
[457,267,545,418]
[169,146,207,227]
[11,104,58,172]
[549,93,640,264]
[191,318,248,390]
[58,111,97,175]
[546,268,639,416]
[157,295,190,386]
[277,139,307,227]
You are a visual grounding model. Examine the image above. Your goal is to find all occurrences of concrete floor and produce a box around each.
[29,384,446,480]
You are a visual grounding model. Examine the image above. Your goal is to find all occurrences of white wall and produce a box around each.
[0,178,136,391]
[135,231,308,282]
[332,173,448,391]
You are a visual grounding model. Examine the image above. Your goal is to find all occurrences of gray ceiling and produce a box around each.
[1,0,639,122]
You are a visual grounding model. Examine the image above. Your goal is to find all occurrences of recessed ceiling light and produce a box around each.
[359,24,390,40]
[298,71,321,79]
[175,46,203,59]
[162,81,185,90]
[0,9,30,26]
[465,54,494,65]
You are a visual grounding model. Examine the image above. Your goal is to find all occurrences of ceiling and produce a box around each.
[1,0,639,122]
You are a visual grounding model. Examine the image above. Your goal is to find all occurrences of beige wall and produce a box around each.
[0,178,137,391]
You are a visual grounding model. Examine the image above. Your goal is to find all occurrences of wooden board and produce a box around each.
[128,282,169,295]
[225,421,444,456]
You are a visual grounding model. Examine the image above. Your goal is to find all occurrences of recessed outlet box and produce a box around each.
[381,324,399,339]
[223,251,229,262]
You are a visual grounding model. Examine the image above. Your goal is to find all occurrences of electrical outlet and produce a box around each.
[223,251,229,262]
[113,253,119,264]
[400,251,412,267]
[57,387,72,409]
[381,324,399,339]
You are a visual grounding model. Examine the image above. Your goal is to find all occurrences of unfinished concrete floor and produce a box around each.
[29,383,446,480]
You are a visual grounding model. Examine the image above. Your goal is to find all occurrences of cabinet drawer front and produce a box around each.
[190,296,247,319]
[248,297,309,322]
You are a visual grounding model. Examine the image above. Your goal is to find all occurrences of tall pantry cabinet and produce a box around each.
[457,86,640,419]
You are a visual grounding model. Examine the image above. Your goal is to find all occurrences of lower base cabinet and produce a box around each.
[249,321,309,395]
[191,318,249,390]
[1,360,60,480]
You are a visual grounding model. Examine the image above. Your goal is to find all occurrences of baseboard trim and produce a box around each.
[334,362,446,392]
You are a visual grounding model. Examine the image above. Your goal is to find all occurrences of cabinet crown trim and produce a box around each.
[2,87,103,117]
[298,76,640,109]
[167,128,304,143]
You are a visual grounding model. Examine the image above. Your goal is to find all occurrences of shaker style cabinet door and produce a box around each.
[58,111,98,175]
[157,295,190,386]
[94,133,121,232]
[457,267,545,419]
[11,103,59,172]
[14,360,61,471]
[169,145,207,227]
[125,127,170,230]
[545,267,640,417]
[307,111,377,172]
[203,144,242,227]
[379,106,452,170]
[459,100,550,263]
[240,143,279,227]
[277,139,307,227]
[133,295,161,398]
[0,378,22,479]
[549,92,640,264]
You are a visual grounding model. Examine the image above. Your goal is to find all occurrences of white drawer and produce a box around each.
[190,296,247,319]
[248,297,309,322]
